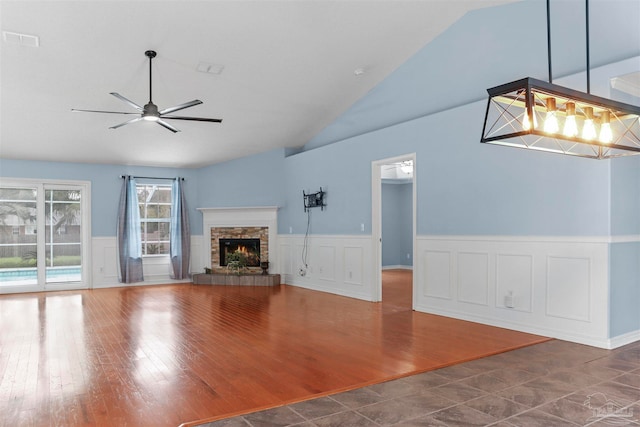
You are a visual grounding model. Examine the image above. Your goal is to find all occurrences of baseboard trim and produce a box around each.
[607,330,640,349]
[414,304,616,349]
[93,278,192,289]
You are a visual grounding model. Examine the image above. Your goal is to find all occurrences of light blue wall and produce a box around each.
[196,149,286,213]
[0,159,200,236]
[279,140,377,235]
[610,155,640,236]
[609,154,640,338]
[0,150,287,237]
[279,100,611,236]
[610,242,640,337]
[382,183,412,267]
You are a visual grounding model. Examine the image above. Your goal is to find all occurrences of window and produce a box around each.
[0,180,89,293]
[137,184,171,256]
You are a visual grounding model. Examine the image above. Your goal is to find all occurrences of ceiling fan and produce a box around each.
[72,50,222,133]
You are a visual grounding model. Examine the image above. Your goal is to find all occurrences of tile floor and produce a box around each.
[198,339,640,427]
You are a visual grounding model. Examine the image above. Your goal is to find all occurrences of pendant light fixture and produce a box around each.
[480,0,640,159]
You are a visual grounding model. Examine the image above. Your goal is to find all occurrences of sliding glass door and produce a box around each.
[0,186,38,287]
[44,187,83,285]
[0,179,90,293]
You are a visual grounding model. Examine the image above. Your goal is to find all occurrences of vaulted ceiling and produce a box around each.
[0,0,513,168]
[2,1,638,169]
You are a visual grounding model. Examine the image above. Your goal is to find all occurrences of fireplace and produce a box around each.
[209,226,269,273]
[219,238,261,267]
[199,207,277,274]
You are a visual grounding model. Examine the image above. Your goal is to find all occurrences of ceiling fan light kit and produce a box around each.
[480,0,640,159]
[72,50,222,133]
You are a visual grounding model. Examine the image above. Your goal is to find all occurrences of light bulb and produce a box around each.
[543,98,559,134]
[599,111,612,143]
[582,107,596,140]
[563,102,578,137]
[544,98,560,133]
[522,105,538,130]
[143,115,159,122]
[523,113,532,130]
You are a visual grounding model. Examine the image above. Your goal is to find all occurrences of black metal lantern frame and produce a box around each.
[481,77,640,159]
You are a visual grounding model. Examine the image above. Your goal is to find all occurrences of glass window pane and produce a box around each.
[146,221,159,238]
[146,205,159,218]
[0,187,38,287]
[158,222,170,240]
[137,186,149,203]
[158,205,171,218]
[45,189,82,284]
[158,242,169,254]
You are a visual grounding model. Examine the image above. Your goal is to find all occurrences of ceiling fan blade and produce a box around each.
[156,119,180,133]
[110,92,143,111]
[110,117,142,130]
[159,100,203,115]
[161,115,222,123]
[72,108,140,115]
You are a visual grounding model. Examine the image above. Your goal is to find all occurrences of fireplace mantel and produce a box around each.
[198,207,279,271]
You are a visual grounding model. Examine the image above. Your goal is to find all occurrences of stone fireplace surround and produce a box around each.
[211,227,267,273]
[197,207,279,275]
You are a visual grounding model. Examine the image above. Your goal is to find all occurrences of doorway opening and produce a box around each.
[372,154,416,308]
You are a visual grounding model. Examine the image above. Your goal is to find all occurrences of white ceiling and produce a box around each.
[0,0,512,169]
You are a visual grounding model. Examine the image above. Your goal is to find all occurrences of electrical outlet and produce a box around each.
[298,268,306,277]
[504,291,515,308]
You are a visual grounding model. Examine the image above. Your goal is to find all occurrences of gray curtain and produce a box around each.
[117,176,144,283]
[170,178,190,279]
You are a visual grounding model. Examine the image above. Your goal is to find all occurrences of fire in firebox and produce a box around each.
[219,238,261,267]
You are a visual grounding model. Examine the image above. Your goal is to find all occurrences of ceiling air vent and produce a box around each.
[196,62,224,75]
[3,31,39,47]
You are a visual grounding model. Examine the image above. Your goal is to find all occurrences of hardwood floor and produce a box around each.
[0,270,548,427]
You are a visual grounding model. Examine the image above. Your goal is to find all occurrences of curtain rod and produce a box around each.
[120,175,184,181]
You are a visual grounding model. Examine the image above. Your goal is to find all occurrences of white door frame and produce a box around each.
[371,153,417,306]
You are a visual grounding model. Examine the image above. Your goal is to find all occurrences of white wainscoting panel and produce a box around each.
[414,236,610,348]
[278,235,374,301]
[457,252,489,306]
[317,245,336,282]
[91,236,199,288]
[496,254,533,312]
[423,250,452,300]
[344,246,364,286]
[547,256,591,322]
